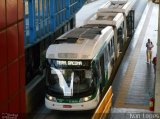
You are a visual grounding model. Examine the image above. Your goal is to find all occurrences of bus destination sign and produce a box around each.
[57,61,83,66]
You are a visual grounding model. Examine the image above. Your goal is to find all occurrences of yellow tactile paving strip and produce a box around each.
[114,3,154,109]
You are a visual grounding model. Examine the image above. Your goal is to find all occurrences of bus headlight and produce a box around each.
[79,96,92,102]
[46,94,57,102]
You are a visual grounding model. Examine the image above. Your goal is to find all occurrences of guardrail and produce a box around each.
[92,86,113,119]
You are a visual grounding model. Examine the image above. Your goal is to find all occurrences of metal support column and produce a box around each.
[42,0,45,34]
[38,0,41,37]
[155,1,160,113]
[78,0,82,9]
[46,0,49,33]
[28,0,36,43]
[50,0,55,32]
[66,0,71,19]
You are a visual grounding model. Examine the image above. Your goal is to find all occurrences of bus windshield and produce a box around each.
[46,59,95,97]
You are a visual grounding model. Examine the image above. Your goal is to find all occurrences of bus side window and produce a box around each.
[118,27,123,37]
[108,43,111,57]
[110,41,112,56]
[104,47,107,63]
[92,61,99,80]
[111,38,114,54]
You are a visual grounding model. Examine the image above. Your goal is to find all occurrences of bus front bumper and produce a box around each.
[45,95,99,111]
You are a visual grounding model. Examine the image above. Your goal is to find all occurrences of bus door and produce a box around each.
[117,26,123,52]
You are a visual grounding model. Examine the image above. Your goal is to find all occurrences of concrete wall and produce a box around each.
[0,0,26,113]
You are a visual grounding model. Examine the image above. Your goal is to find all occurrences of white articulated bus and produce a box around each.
[45,26,114,110]
[45,0,135,111]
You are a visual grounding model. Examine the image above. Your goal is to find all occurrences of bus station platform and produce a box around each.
[110,1,158,117]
